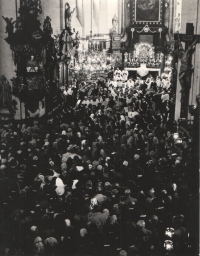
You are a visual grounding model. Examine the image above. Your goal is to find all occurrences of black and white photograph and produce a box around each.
[0,0,199,255]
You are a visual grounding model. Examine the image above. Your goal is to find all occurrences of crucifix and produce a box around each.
[174,23,200,118]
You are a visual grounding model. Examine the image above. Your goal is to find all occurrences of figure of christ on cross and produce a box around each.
[174,23,200,118]
[177,38,198,94]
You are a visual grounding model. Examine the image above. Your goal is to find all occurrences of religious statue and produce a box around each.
[43,16,53,37]
[2,16,16,38]
[174,13,181,33]
[15,17,23,32]
[29,0,42,16]
[177,38,197,93]
[65,3,75,29]
[58,30,67,55]
[111,15,118,34]
[0,75,12,108]
[26,55,39,72]
[75,31,80,49]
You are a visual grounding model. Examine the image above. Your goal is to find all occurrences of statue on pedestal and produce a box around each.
[65,3,75,29]
[2,16,16,39]
[43,16,53,37]
[110,15,121,51]
[110,15,119,35]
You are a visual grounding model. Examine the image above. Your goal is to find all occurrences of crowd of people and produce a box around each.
[0,72,195,256]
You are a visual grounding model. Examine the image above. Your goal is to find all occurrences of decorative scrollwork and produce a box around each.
[136,25,157,33]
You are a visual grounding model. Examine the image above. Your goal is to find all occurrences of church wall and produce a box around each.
[180,0,199,34]
[0,0,21,119]
[124,0,131,31]
[99,0,108,34]
[0,0,16,80]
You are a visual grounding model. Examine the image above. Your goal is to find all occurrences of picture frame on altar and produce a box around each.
[131,0,163,25]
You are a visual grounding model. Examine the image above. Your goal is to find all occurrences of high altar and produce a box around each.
[109,0,168,79]
[72,0,171,82]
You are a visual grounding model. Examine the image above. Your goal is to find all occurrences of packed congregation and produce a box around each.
[0,0,199,255]
[0,73,195,256]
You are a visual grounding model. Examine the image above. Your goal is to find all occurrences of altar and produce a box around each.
[125,65,161,77]
[123,42,162,78]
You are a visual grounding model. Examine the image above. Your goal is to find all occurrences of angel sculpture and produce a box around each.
[2,16,16,37]
[65,3,75,29]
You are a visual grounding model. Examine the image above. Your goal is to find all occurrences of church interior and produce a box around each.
[0,0,199,255]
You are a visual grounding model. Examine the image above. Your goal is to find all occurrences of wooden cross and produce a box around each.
[174,23,200,118]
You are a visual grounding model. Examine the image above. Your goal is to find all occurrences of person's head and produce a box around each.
[103,208,109,216]
[34,237,44,255]
[31,226,38,233]
[61,163,67,172]
[124,189,131,197]
[110,215,117,225]
[96,186,103,194]
[44,237,58,253]
[172,183,177,191]
[166,130,171,137]
[137,220,145,230]
[65,219,71,227]
[80,228,88,237]
[151,215,158,224]
[119,250,127,256]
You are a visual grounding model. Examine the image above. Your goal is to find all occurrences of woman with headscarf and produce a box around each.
[44,237,59,255]
[33,236,44,255]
